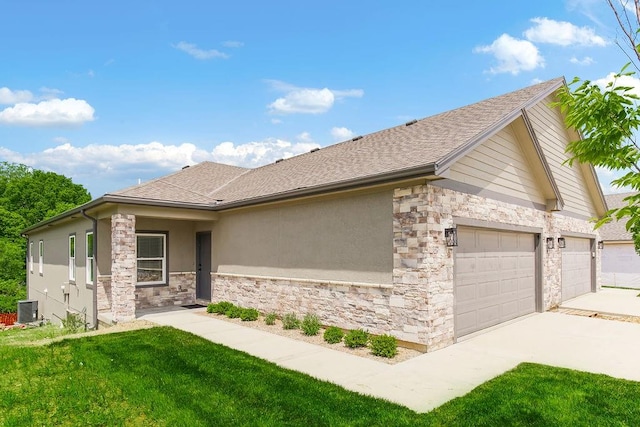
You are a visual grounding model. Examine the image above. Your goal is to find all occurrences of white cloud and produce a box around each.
[210,139,319,166]
[0,98,95,126]
[0,139,321,195]
[570,56,594,65]
[0,87,33,104]
[595,166,633,194]
[331,126,354,141]
[39,87,64,100]
[172,41,229,60]
[524,17,607,46]
[266,80,364,114]
[271,118,282,124]
[222,40,244,48]
[594,72,640,97]
[474,34,544,75]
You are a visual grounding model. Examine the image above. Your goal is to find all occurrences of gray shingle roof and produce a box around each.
[108,77,565,207]
[600,192,638,241]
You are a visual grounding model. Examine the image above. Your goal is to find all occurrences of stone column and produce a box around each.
[111,214,136,322]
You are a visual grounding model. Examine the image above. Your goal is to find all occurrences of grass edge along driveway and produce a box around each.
[1,326,639,426]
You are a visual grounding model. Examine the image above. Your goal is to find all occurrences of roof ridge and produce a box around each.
[205,167,254,200]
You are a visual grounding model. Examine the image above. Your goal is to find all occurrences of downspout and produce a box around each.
[81,209,98,329]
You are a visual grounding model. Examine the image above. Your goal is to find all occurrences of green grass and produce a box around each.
[0,323,66,346]
[0,327,639,426]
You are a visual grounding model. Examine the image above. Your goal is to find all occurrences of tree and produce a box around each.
[556,1,640,252]
[0,162,91,312]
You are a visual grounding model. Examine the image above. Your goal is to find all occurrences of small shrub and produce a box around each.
[240,308,259,321]
[265,312,277,326]
[344,329,369,348]
[61,312,85,334]
[301,313,321,336]
[209,301,234,314]
[323,326,344,344]
[370,334,398,358]
[225,306,243,319]
[282,312,300,330]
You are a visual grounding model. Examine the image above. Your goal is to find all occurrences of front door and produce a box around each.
[196,232,212,300]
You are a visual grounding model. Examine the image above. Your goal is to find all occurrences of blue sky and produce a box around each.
[0,0,634,196]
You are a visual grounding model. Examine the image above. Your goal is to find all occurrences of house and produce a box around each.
[600,192,640,288]
[22,77,606,352]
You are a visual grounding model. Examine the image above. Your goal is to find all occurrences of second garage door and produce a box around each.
[561,237,593,301]
[455,227,537,338]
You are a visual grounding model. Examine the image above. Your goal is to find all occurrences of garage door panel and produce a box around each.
[561,237,592,302]
[455,227,536,338]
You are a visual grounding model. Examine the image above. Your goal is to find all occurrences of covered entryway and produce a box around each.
[561,236,593,301]
[454,227,537,338]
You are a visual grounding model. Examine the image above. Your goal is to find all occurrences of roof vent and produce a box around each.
[275,158,284,163]
[405,119,418,126]
[310,148,320,153]
[182,165,190,170]
[351,135,363,141]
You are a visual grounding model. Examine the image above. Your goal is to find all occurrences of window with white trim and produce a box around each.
[29,241,33,274]
[86,232,94,285]
[136,233,166,285]
[38,240,44,275]
[68,234,76,281]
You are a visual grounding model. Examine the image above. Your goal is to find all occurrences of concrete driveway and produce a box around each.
[140,294,640,413]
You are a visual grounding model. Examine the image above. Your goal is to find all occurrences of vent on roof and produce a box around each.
[182,165,190,170]
[310,148,320,153]
[275,158,284,163]
[351,135,363,141]
[405,119,418,126]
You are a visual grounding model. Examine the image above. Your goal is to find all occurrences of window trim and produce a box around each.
[38,240,44,276]
[29,241,33,274]
[86,231,94,285]
[135,232,167,286]
[68,234,76,282]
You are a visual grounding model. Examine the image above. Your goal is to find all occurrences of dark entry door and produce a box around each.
[196,232,212,300]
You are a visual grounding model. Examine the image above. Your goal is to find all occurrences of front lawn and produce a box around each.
[0,327,638,426]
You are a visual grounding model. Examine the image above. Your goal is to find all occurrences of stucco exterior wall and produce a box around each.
[212,189,393,284]
[26,217,94,326]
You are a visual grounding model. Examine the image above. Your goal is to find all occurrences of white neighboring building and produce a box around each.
[601,192,640,289]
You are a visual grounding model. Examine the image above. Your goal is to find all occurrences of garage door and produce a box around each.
[455,227,536,338]
[561,237,592,301]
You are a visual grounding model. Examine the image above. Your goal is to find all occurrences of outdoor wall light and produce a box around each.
[546,237,555,249]
[598,240,604,250]
[557,237,566,249]
[444,227,458,247]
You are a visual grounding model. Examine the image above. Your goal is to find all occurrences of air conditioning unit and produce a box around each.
[17,300,38,324]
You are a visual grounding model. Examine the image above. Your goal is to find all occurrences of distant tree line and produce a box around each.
[0,162,91,312]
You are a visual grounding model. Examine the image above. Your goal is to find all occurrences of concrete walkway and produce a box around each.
[561,288,640,317]
[140,304,640,413]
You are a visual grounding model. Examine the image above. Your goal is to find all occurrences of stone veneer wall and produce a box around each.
[212,274,396,332]
[210,183,599,352]
[135,272,196,309]
[110,214,136,322]
[96,275,112,313]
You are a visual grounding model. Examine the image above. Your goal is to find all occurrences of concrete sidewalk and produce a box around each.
[561,288,640,317]
[139,308,640,413]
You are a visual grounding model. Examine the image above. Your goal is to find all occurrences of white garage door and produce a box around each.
[455,227,536,338]
[561,237,592,301]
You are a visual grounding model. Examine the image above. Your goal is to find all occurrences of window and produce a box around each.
[68,235,76,281]
[38,240,44,275]
[29,241,33,274]
[86,232,94,285]
[136,233,166,285]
